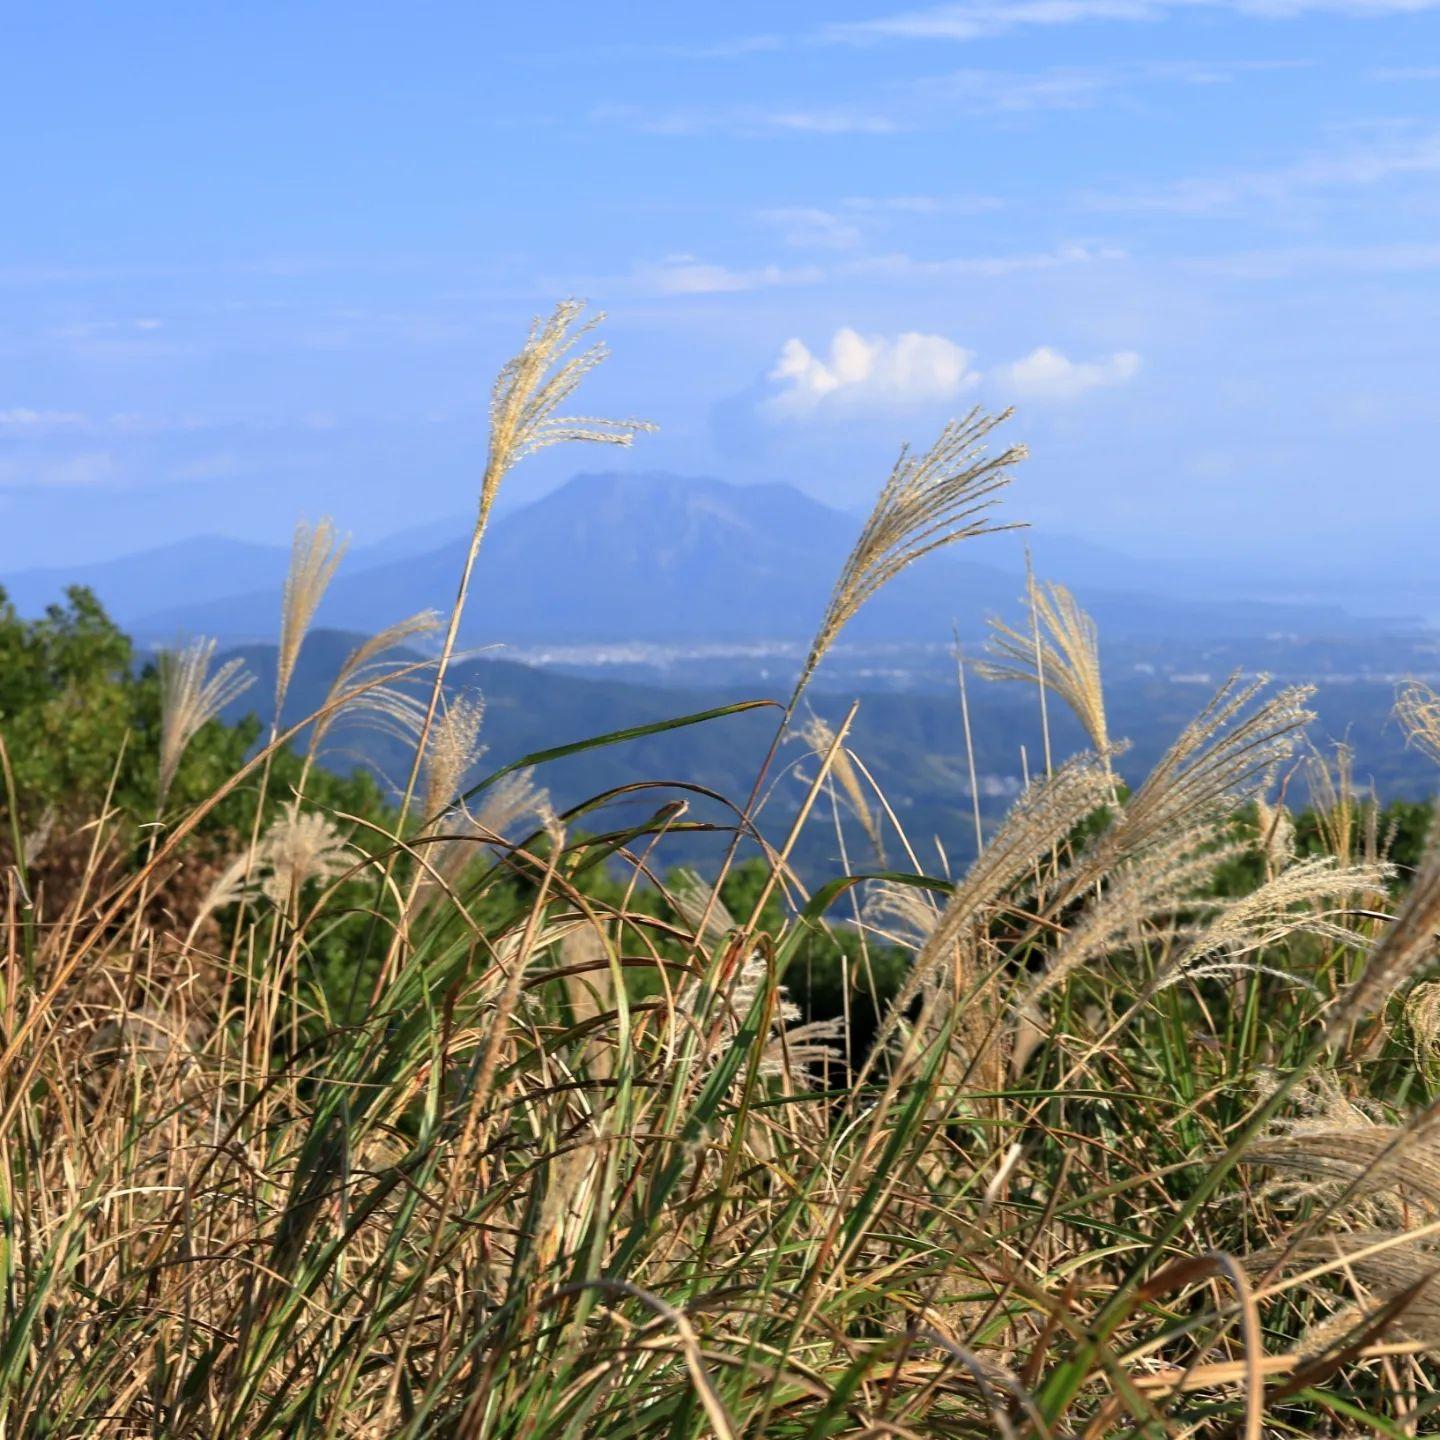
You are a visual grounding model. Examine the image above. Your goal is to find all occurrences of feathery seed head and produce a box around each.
[1331,810,1440,1034]
[1255,795,1297,874]
[1397,681,1440,768]
[276,516,348,714]
[481,300,654,525]
[423,693,487,821]
[800,408,1025,693]
[310,610,440,757]
[978,577,1109,756]
[472,767,554,841]
[874,754,1113,1052]
[258,800,353,909]
[1097,674,1314,868]
[799,710,884,861]
[157,637,254,805]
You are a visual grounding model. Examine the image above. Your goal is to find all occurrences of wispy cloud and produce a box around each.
[826,0,1440,44]
[597,57,1310,144]
[591,102,902,137]
[0,451,117,488]
[758,207,867,250]
[1086,126,1440,212]
[623,241,1123,297]
[840,193,1006,213]
[0,408,88,433]
[632,256,825,295]
[1192,240,1440,276]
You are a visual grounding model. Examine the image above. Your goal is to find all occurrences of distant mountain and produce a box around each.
[0,536,292,625]
[11,470,1400,646]
[214,628,1440,879]
[0,516,469,628]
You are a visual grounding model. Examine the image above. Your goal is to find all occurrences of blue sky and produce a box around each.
[2,1,1439,575]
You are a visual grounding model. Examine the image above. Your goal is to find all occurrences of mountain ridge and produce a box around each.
[4,470,1404,646]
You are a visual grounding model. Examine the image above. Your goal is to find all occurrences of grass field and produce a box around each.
[4,302,1440,1437]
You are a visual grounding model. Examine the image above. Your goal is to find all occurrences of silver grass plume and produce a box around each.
[275,516,348,719]
[1245,1088,1440,1348]
[799,710,884,862]
[871,754,1114,1056]
[798,408,1025,695]
[1409,981,1440,1082]
[258,800,353,909]
[1329,811,1440,1034]
[672,869,841,1083]
[308,610,440,758]
[400,301,653,821]
[483,300,652,502]
[1274,1232,1440,1353]
[1249,1107,1440,1220]
[1025,823,1236,1006]
[977,576,1109,758]
[422,693,487,822]
[157,637,254,805]
[428,769,555,888]
[671,867,737,948]
[1306,742,1362,865]
[472,767,554,840]
[1155,854,1390,992]
[1255,794,1297,875]
[1397,681,1440,768]
[1076,675,1313,887]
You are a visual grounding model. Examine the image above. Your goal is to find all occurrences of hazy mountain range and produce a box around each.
[1,471,1407,649]
[204,626,1435,879]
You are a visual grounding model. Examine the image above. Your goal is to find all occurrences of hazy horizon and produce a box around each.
[4,3,1440,584]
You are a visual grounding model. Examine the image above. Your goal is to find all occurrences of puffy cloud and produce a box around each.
[766,327,981,415]
[993,346,1141,400]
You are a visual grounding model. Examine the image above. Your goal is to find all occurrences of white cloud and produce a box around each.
[994,346,1142,400]
[0,451,116,488]
[758,207,865,250]
[635,255,824,295]
[766,328,982,415]
[1085,128,1440,213]
[1370,64,1440,79]
[592,102,901,138]
[0,408,88,432]
[826,0,1440,43]
[841,193,1005,214]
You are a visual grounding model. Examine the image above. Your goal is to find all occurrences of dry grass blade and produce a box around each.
[799,407,1025,692]
[157,637,254,805]
[978,575,1109,757]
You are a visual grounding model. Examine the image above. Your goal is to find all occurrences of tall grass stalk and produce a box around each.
[4,309,1440,1438]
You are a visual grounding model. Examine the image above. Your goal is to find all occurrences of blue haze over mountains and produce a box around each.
[6,469,1437,873]
[0,471,1409,648]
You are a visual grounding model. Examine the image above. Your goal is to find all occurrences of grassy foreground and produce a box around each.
[5,304,1440,1437]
